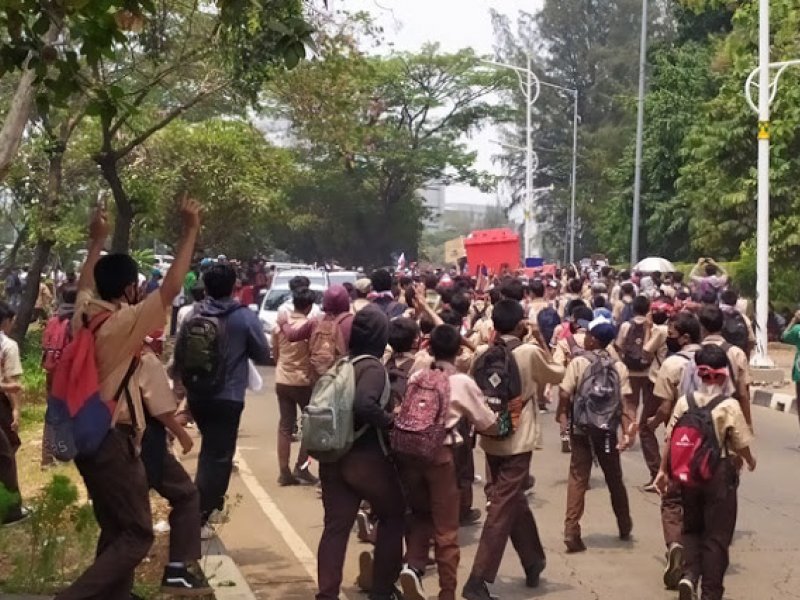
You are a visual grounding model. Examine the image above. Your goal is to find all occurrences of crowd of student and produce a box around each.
[0,203,767,600]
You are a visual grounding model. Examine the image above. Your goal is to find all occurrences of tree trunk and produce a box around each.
[10,133,65,345]
[11,239,53,346]
[0,223,29,280]
[0,25,60,182]
[97,153,134,254]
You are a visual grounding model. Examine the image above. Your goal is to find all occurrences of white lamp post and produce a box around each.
[482,55,540,259]
[631,0,648,266]
[743,0,800,367]
[538,80,579,263]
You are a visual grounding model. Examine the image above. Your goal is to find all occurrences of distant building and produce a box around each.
[420,181,447,231]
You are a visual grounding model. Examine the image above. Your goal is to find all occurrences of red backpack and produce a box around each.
[41,316,72,373]
[390,367,450,463]
[44,312,138,461]
[669,393,726,487]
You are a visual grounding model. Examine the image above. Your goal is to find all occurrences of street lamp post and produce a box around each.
[539,80,579,263]
[743,0,800,367]
[631,0,648,266]
[482,55,540,259]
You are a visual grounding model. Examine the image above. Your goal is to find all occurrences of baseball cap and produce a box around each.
[355,278,372,294]
[588,316,616,348]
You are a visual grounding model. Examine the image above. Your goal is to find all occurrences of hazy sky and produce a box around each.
[327,0,545,205]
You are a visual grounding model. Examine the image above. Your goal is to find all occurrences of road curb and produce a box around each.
[201,537,257,600]
[753,388,798,415]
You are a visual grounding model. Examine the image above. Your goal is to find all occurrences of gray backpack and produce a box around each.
[301,355,389,463]
[572,352,622,435]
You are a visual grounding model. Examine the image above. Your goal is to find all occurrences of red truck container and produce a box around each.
[464,228,520,274]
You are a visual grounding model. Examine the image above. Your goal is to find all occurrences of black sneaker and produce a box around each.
[462,575,498,600]
[293,465,319,485]
[459,508,482,526]
[524,560,545,588]
[161,565,213,597]
[678,577,697,600]
[278,471,300,486]
[399,566,425,600]
[663,543,684,590]
[356,551,373,592]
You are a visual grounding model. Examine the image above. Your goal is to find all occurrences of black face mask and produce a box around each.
[666,336,682,354]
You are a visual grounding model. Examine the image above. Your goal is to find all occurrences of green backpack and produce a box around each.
[301,355,389,463]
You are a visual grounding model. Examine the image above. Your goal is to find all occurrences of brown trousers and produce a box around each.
[636,379,663,479]
[150,451,202,563]
[317,445,406,600]
[275,383,311,473]
[471,452,545,583]
[565,433,631,539]
[56,429,153,600]
[681,460,739,600]
[399,446,460,600]
[0,397,21,520]
[452,418,475,518]
[661,481,683,547]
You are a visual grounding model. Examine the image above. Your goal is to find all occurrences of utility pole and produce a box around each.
[631,0,648,265]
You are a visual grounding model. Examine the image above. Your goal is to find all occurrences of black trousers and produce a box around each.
[57,429,153,600]
[187,396,244,522]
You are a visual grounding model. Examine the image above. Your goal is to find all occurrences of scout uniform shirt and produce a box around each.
[616,316,650,378]
[74,288,167,441]
[646,323,669,384]
[652,344,703,408]
[666,391,753,453]
[272,311,312,387]
[477,336,565,456]
[559,352,633,429]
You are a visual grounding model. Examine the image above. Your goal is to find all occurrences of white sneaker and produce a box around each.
[200,523,216,541]
[208,509,229,525]
[399,565,425,600]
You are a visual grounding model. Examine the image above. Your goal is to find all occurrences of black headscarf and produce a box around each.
[349,304,389,358]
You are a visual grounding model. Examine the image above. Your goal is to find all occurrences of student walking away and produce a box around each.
[654,345,756,600]
[175,285,205,334]
[138,349,212,596]
[781,309,800,432]
[395,325,498,600]
[647,312,703,590]
[371,269,406,320]
[557,317,637,554]
[690,258,729,300]
[697,305,753,429]
[0,301,26,526]
[34,279,54,322]
[613,282,636,325]
[277,285,354,381]
[174,262,270,537]
[464,299,564,600]
[312,305,406,600]
[272,287,318,487]
[718,289,755,357]
[353,278,373,313]
[55,197,200,600]
[40,287,78,468]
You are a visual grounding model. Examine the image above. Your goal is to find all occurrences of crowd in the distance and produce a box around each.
[0,202,766,600]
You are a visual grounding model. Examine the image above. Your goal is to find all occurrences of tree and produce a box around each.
[270,19,505,263]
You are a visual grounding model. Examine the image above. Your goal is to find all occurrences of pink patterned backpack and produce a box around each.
[390,367,451,463]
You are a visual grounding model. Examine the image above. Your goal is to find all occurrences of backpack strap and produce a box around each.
[112,357,141,430]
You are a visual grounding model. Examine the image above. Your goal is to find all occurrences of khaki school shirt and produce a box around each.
[646,323,668,383]
[652,344,702,407]
[559,352,633,399]
[139,349,179,417]
[617,316,650,377]
[553,331,621,367]
[0,333,23,381]
[704,334,749,385]
[477,337,565,457]
[272,311,311,387]
[74,288,166,435]
[666,392,753,452]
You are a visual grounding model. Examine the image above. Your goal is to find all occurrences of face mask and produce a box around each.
[666,337,682,354]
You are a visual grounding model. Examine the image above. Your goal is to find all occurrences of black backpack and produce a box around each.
[537,307,560,348]
[385,354,414,411]
[174,305,243,395]
[473,338,522,439]
[621,321,652,371]
[721,310,749,353]
[572,352,622,436]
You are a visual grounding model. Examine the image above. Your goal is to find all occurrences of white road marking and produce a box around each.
[234,450,351,600]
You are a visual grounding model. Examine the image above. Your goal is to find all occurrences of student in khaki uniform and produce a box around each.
[272,287,317,487]
[0,301,25,525]
[697,305,752,428]
[558,318,637,553]
[654,344,756,600]
[138,349,211,596]
[56,198,201,600]
[463,300,564,600]
[647,312,703,590]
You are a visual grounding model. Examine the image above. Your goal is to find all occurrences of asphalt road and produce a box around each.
[206,367,800,600]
